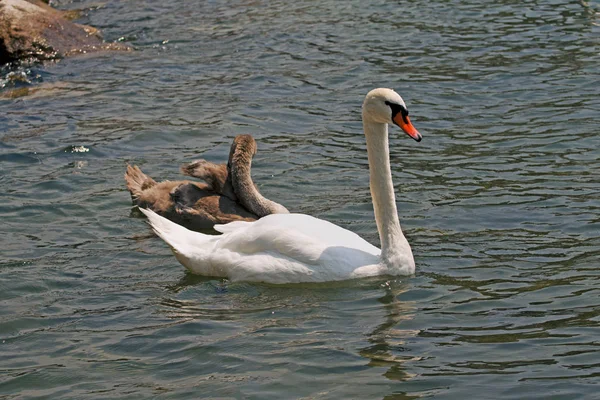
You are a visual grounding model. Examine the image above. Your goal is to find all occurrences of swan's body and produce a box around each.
[125,135,288,231]
[141,88,422,283]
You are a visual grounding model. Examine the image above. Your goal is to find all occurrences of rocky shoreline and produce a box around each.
[0,0,130,67]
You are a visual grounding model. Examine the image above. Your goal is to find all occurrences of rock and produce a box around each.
[0,0,130,66]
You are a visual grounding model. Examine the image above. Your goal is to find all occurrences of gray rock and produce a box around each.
[0,0,130,65]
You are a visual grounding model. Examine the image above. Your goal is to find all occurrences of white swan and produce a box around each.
[140,88,423,283]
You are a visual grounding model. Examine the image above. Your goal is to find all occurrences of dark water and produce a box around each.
[1,0,600,398]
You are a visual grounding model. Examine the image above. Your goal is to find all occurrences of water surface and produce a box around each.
[1,0,600,398]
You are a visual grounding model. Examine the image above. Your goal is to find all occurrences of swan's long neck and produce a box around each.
[232,160,288,217]
[363,120,411,266]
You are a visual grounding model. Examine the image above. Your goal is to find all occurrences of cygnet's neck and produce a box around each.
[362,119,411,266]
[231,158,289,217]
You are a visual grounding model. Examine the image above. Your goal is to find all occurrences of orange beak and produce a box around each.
[393,114,422,142]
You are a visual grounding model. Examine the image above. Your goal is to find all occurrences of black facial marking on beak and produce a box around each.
[387,100,422,142]
[385,101,409,125]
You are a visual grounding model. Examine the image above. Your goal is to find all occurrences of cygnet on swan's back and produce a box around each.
[125,134,288,231]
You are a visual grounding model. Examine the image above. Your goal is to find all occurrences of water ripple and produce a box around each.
[1,0,599,398]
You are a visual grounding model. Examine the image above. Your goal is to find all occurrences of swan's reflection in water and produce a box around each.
[165,273,222,294]
[158,274,421,395]
[359,281,420,382]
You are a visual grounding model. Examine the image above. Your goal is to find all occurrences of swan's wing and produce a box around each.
[214,220,253,233]
[142,209,381,283]
[234,213,380,254]
[208,214,381,282]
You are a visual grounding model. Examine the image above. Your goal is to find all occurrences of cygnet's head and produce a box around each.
[362,88,422,142]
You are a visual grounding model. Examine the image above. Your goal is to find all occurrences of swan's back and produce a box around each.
[218,213,378,255]
[211,214,381,282]
[141,209,382,283]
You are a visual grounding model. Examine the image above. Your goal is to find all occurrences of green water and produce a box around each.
[1,0,599,398]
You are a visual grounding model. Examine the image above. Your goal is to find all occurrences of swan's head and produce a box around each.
[362,88,422,142]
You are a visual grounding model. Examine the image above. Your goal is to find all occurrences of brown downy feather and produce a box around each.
[126,134,287,232]
[180,160,236,201]
[125,165,157,201]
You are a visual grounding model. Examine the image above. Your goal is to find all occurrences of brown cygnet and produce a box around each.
[125,134,288,231]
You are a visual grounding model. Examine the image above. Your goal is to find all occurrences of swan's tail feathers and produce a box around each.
[125,165,156,201]
[140,207,196,247]
[139,208,212,259]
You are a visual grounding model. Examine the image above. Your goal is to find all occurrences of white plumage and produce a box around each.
[140,88,423,283]
[141,209,385,283]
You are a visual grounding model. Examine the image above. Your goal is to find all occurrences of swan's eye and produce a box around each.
[385,101,409,124]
